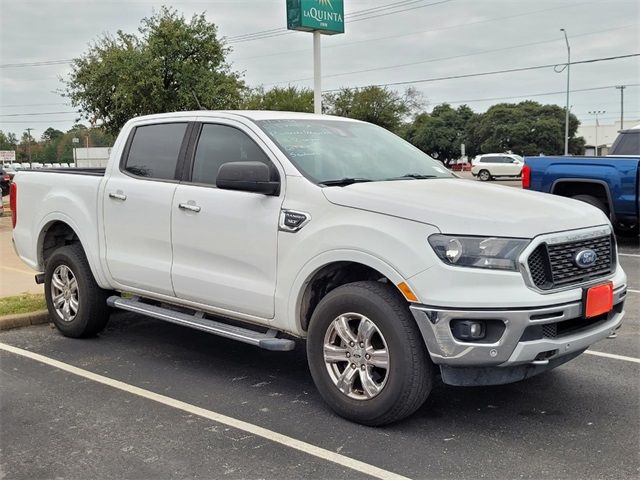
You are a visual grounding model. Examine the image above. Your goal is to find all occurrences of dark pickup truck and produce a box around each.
[523,126,640,235]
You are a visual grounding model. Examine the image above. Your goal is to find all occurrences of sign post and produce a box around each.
[287,0,345,113]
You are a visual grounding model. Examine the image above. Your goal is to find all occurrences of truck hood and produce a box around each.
[322,179,608,238]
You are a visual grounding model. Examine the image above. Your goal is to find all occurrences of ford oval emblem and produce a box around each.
[574,249,598,268]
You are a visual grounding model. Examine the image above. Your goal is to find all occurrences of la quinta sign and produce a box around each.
[287,0,345,35]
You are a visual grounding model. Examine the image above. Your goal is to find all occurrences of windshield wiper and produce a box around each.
[319,177,373,187]
[386,173,439,180]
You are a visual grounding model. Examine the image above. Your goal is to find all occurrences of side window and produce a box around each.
[124,123,188,180]
[503,156,515,163]
[191,124,276,185]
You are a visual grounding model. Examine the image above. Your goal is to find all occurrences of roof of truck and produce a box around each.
[129,110,361,123]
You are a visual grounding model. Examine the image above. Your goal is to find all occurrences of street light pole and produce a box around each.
[313,31,322,114]
[615,85,626,129]
[560,29,570,155]
[588,110,605,156]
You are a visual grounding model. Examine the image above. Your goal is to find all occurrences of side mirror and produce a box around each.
[216,161,280,195]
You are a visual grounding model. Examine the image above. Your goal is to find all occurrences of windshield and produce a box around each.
[257,119,454,184]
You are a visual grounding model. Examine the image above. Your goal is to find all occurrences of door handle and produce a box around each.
[178,203,201,213]
[109,192,127,201]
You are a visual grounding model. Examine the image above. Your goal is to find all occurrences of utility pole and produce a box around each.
[560,29,571,156]
[588,111,605,155]
[26,127,34,163]
[615,85,626,129]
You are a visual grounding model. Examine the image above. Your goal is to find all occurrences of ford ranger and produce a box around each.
[11,111,627,425]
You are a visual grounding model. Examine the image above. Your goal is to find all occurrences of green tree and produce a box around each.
[65,7,244,135]
[324,86,423,132]
[241,86,313,112]
[0,131,18,151]
[41,128,64,143]
[467,101,585,156]
[404,104,477,165]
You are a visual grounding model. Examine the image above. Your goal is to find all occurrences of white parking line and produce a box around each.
[628,288,640,294]
[585,350,640,364]
[0,342,410,480]
[618,253,640,258]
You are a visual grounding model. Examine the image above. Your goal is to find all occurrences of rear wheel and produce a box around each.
[478,169,491,181]
[307,281,432,426]
[571,194,610,217]
[44,244,111,338]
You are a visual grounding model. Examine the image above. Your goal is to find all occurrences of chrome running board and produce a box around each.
[107,296,295,352]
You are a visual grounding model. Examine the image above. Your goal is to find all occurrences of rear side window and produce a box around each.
[610,131,640,155]
[124,123,188,180]
[191,124,276,186]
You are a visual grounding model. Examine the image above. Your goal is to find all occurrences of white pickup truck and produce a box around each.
[11,111,627,425]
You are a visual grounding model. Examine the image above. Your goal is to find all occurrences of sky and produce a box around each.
[0,0,638,140]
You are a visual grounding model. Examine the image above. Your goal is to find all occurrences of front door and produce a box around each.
[103,122,189,296]
[170,122,284,318]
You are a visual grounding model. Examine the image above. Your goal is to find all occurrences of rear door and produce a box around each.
[502,156,521,176]
[103,121,191,296]
[170,120,284,318]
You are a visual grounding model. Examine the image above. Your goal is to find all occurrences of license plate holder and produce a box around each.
[583,282,613,318]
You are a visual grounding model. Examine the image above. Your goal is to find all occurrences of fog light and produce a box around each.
[451,320,486,340]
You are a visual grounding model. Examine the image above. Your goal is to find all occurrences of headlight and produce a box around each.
[428,234,529,271]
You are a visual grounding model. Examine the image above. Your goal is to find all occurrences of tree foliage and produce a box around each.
[241,86,314,112]
[65,7,244,134]
[403,104,477,165]
[467,101,584,156]
[324,86,424,132]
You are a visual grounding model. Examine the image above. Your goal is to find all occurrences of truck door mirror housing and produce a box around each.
[216,161,280,195]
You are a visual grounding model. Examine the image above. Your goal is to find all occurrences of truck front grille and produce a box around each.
[526,235,614,290]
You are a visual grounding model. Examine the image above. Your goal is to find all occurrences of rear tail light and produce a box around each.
[9,182,17,228]
[2,175,9,182]
[522,164,531,189]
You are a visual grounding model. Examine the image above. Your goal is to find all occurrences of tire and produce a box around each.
[44,244,111,338]
[307,281,432,426]
[478,170,491,181]
[571,194,610,217]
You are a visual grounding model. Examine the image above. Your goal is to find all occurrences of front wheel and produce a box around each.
[307,281,432,426]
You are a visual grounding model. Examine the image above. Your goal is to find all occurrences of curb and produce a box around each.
[0,310,50,331]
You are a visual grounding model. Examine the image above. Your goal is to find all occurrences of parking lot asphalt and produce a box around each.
[1,255,638,479]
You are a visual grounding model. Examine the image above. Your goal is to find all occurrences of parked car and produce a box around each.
[1,166,15,196]
[43,163,54,168]
[52,163,62,168]
[10,162,23,170]
[11,111,627,425]
[20,162,32,169]
[471,153,524,181]
[524,125,640,235]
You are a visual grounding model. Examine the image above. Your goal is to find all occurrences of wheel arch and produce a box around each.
[288,250,413,335]
[36,215,110,289]
[551,178,615,220]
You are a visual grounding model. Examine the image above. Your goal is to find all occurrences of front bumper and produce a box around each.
[409,284,626,369]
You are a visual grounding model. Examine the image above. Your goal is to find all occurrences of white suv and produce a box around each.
[471,153,524,181]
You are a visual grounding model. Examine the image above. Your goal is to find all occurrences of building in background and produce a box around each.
[577,119,640,156]
[73,147,111,168]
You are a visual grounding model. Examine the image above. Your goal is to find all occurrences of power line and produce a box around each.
[322,53,640,92]
[435,83,640,105]
[0,102,68,108]
[226,0,429,41]
[0,111,77,117]
[228,0,452,44]
[233,1,593,60]
[263,24,636,86]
